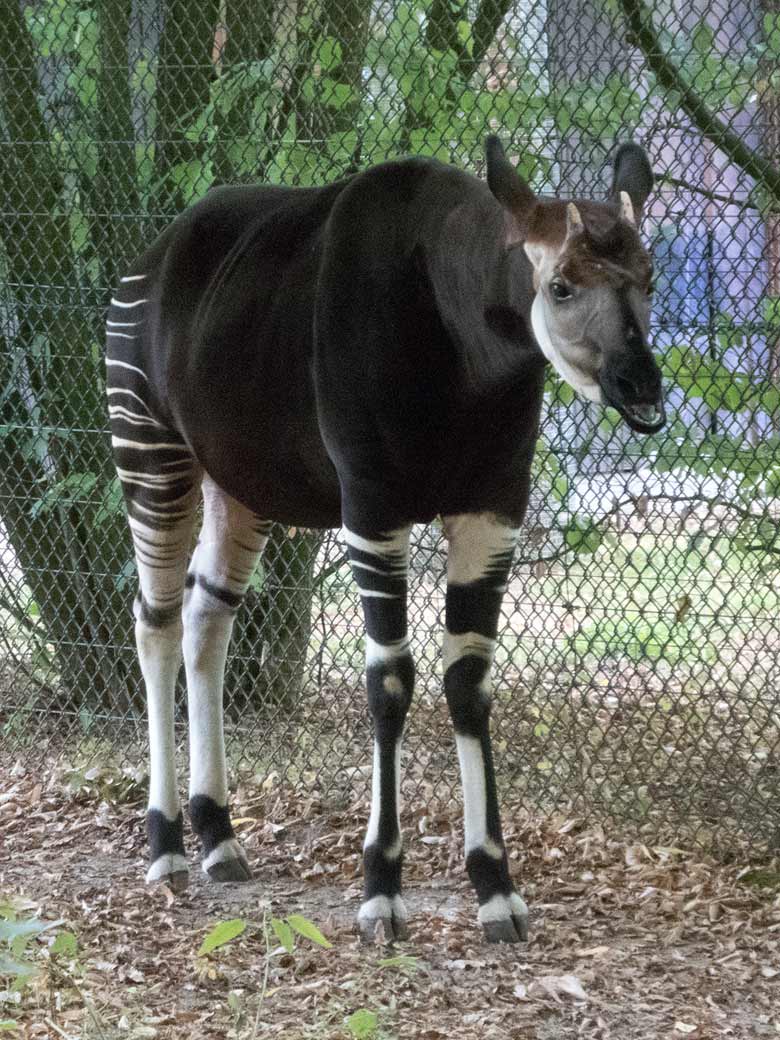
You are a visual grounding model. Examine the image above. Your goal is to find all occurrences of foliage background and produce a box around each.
[1,0,779,850]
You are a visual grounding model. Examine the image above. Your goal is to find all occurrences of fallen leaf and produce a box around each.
[576,946,610,958]
[532,974,589,1003]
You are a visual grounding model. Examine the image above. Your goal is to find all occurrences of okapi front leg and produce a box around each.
[183,477,270,882]
[345,526,413,942]
[442,513,529,943]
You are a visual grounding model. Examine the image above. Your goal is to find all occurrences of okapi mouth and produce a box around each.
[609,398,666,435]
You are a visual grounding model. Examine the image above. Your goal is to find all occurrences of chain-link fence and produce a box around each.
[1,0,779,852]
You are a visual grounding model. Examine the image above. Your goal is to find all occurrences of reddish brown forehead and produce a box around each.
[559,231,652,288]
[526,198,652,288]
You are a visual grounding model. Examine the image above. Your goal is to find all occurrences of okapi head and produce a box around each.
[486,137,665,434]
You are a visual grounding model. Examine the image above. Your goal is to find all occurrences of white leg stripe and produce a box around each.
[146,853,188,883]
[110,297,149,308]
[120,273,147,282]
[184,612,233,805]
[106,359,148,379]
[442,630,495,673]
[443,513,519,585]
[112,437,187,451]
[358,895,407,922]
[202,838,248,873]
[366,635,409,666]
[106,388,152,411]
[364,739,403,856]
[456,735,503,858]
[350,559,389,575]
[343,526,410,558]
[365,741,382,848]
[138,623,182,820]
[477,892,528,924]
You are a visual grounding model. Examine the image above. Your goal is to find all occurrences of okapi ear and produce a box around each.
[610,143,654,219]
[485,136,536,220]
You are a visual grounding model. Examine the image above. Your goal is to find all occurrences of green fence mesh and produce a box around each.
[1,0,779,852]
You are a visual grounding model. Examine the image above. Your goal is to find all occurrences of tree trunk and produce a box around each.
[400,0,511,152]
[459,0,513,82]
[0,0,139,715]
[313,0,371,163]
[154,0,220,216]
[212,0,277,184]
[227,526,322,713]
[91,0,141,288]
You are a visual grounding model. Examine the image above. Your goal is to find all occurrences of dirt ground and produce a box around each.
[1,760,780,1040]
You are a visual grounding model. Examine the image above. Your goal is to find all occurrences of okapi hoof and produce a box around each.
[203,839,253,883]
[357,896,409,944]
[146,853,190,893]
[478,893,529,944]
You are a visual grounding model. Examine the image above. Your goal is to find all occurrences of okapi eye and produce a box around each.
[550,281,572,302]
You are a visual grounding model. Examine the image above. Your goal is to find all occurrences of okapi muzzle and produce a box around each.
[598,338,665,434]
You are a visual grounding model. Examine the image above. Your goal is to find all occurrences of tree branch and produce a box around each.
[617,0,780,205]
[657,174,760,213]
[460,0,513,81]
[516,492,777,568]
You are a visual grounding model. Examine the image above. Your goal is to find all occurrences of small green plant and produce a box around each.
[197,909,333,1029]
[346,1008,379,1038]
[198,912,333,960]
[0,902,61,988]
[0,898,79,1032]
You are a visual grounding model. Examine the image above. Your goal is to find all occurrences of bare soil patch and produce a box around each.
[1,761,780,1039]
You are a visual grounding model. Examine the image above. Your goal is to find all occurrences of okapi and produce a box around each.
[107,137,663,944]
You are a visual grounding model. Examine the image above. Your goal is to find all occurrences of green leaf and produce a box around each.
[286,914,332,949]
[198,918,246,956]
[51,931,77,957]
[0,918,60,942]
[321,80,355,111]
[346,1009,378,1038]
[0,954,36,978]
[378,954,419,971]
[0,1021,19,1032]
[739,868,780,889]
[764,13,780,59]
[94,476,126,527]
[564,518,604,555]
[765,295,780,330]
[270,917,295,954]
[316,36,343,73]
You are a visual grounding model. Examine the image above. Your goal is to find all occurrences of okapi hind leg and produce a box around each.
[344,525,414,943]
[442,513,529,943]
[111,419,201,892]
[183,476,271,882]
